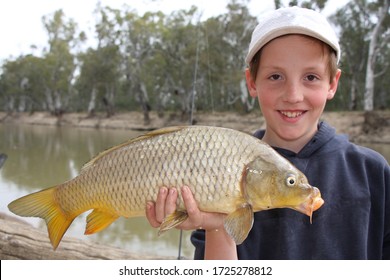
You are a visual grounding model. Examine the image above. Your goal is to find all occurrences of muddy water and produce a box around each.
[0,124,194,259]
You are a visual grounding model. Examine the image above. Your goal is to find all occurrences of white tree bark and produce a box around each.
[44,87,55,113]
[87,86,97,116]
[364,1,389,111]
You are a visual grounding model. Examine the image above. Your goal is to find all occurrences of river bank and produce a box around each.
[0,212,175,260]
[0,110,389,144]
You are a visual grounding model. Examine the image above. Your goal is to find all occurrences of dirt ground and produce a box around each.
[0,110,389,144]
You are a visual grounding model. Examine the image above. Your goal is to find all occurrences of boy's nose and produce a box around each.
[283,81,304,103]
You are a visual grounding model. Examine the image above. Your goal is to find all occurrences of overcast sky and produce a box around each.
[0,0,350,63]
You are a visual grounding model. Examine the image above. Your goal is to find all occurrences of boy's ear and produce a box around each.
[327,69,342,100]
[245,69,258,98]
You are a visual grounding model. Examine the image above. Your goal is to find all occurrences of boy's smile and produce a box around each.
[246,34,341,153]
[279,110,307,122]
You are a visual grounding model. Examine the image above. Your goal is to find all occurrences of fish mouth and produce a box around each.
[293,187,324,223]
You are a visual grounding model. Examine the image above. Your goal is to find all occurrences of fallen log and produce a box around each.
[0,213,173,260]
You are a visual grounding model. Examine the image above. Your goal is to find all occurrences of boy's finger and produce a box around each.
[181,185,226,231]
[155,187,168,222]
[165,187,178,215]
[181,185,202,228]
[145,201,160,228]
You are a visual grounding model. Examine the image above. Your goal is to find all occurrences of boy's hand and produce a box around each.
[145,186,226,231]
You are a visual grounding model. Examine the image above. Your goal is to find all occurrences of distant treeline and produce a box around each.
[0,0,389,123]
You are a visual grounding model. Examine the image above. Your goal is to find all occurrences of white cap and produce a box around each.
[246,6,341,65]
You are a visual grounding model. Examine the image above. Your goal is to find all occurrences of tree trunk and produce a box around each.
[364,1,389,111]
[240,79,255,112]
[138,82,150,125]
[0,213,173,260]
[44,88,55,114]
[87,86,97,117]
[5,96,15,112]
[17,96,26,112]
[349,77,358,110]
[103,84,115,118]
[364,55,375,111]
[54,90,63,116]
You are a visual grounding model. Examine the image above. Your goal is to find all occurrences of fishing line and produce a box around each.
[177,228,183,259]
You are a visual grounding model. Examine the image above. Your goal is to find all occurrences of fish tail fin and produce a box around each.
[8,186,75,250]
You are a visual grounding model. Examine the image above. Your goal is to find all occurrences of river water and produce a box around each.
[0,124,194,259]
[0,123,389,259]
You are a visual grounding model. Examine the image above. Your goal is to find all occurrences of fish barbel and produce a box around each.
[8,126,324,249]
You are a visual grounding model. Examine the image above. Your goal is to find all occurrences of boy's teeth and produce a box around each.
[281,111,303,118]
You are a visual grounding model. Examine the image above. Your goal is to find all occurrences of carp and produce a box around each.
[8,126,324,249]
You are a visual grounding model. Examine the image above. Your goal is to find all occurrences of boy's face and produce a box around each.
[246,35,341,151]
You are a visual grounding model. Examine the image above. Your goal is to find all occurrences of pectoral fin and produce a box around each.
[158,210,188,236]
[85,209,119,235]
[224,203,254,245]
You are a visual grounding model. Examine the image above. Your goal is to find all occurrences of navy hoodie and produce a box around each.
[191,122,390,259]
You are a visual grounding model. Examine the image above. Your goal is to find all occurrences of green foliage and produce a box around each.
[1,0,389,115]
[330,0,390,110]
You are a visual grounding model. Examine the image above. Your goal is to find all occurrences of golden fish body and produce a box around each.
[8,126,324,249]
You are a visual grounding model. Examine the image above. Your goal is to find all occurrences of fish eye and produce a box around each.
[286,176,296,187]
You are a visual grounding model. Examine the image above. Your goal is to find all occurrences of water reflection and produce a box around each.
[0,124,194,259]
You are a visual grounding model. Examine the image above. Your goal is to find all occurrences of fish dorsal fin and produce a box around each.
[81,126,188,172]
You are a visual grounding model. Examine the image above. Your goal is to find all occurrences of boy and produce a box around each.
[146,6,390,259]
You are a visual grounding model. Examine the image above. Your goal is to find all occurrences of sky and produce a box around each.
[0,0,350,63]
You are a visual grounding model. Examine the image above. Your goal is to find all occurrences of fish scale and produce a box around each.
[8,125,324,249]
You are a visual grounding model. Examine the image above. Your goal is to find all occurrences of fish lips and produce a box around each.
[293,187,324,220]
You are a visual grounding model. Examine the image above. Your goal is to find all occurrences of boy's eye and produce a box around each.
[269,74,282,80]
[305,74,318,81]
